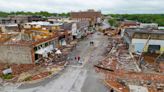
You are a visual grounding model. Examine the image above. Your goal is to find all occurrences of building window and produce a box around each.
[40,44,43,48]
[49,30,52,33]
[148,45,161,53]
[34,47,37,51]
[14,20,17,23]
[45,42,49,47]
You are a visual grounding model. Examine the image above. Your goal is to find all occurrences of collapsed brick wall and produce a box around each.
[11,64,35,75]
[0,63,35,75]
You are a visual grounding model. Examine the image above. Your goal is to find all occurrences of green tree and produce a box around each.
[109,14,164,26]
[108,18,118,27]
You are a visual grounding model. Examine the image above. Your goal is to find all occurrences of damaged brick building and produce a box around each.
[0,28,58,75]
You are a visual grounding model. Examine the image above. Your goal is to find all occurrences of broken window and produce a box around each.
[148,45,161,53]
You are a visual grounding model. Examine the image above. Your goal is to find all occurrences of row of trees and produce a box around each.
[0,11,70,17]
[108,18,119,27]
[109,14,164,26]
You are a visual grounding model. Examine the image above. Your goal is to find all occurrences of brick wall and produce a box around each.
[0,45,33,64]
[11,64,35,75]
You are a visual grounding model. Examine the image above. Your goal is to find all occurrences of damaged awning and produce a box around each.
[55,50,62,54]
[35,45,54,55]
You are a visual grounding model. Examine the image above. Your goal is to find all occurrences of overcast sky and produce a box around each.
[0,0,164,14]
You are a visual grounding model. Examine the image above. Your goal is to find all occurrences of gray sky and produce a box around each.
[0,0,164,14]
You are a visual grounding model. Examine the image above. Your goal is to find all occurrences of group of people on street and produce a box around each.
[90,41,94,46]
[75,56,80,61]
[75,56,82,64]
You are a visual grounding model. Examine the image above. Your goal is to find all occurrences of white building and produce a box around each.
[122,28,164,54]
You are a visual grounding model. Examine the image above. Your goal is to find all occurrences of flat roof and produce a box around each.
[0,32,57,46]
[26,22,63,26]
[124,28,164,38]
[5,24,18,27]
[125,28,164,34]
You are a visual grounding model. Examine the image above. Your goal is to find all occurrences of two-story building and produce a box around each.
[70,9,101,26]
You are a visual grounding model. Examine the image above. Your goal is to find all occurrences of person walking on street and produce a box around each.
[77,56,82,65]
[75,56,77,61]
[90,41,94,46]
[78,56,80,61]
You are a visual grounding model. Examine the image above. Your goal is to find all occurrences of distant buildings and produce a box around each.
[60,20,89,40]
[140,23,158,29]
[0,24,19,33]
[70,9,102,26]
[0,15,44,24]
[120,21,140,28]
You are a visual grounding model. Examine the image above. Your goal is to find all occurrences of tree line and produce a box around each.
[109,14,164,26]
[0,11,70,17]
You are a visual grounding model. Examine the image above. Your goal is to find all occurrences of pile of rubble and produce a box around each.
[95,35,164,92]
[0,63,35,76]
[15,40,78,83]
[97,36,139,72]
[0,48,69,84]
